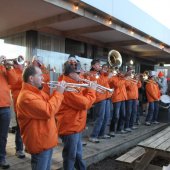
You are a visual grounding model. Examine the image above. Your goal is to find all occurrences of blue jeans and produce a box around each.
[90,99,110,138]
[125,100,138,128]
[31,148,53,170]
[0,107,11,162]
[146,101,159,122]
[110,101,126,132]
[15,119,23,151]
[61,133,86,170]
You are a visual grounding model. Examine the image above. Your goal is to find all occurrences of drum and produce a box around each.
[158,95,170,122]
[160,95,170,104]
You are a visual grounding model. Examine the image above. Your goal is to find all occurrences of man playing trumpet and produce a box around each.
[57,61,97,170]
[88,60,112,143]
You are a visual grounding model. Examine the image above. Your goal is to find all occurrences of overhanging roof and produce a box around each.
[0,0,170,63]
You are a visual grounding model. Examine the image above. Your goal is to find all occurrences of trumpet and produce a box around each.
[124,76,139,83]
[79,78,114,93]
[0,55,25,66]
[43,81,89,92]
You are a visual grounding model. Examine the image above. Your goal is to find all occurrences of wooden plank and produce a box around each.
[116,146,145,163]
[139,127,170,147]
[156,138,170,151]
[147,131,170,149]
[125,148,145,163]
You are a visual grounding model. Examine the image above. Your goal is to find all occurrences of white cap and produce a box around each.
[68,57,77,63]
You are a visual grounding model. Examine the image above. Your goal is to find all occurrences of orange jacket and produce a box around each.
[0,65,11,107]
[95,72,112,103]
[16,82,64,154]
[7,68,22,112]
[57,75,96,136]
[109,76,127,103]
[146,80,160,102]
[41,65,50,95]
[126,80,142,100]
[87,71,111,103]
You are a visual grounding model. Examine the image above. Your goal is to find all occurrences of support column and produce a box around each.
[26,30,38,61]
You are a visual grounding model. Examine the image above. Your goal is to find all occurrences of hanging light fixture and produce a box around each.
[73,3,79,10]
[108,18,112,25]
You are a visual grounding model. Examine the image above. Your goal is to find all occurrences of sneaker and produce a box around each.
[15,150,25,159]
[131,126,138,130]
[109,132,115,137]
[0,160,10,169]
[119,130,128,134]
[82,141,87,146]
[153,121,160,124]
[136,120,141,125]
[89,137,100,143]
[99,135,111,139]
[145,122,151,126]
[125,128,132,132]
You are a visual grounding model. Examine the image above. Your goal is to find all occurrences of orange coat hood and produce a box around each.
[16,82,64,154]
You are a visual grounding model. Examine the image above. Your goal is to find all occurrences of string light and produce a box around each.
[147,38,151,43]
[73,3,79,10]
[108,18,112,25]
[130,30,134,35]
[160,44,165,50]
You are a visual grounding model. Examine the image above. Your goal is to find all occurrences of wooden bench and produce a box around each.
[115,146,146,169]
[116,146,162,170]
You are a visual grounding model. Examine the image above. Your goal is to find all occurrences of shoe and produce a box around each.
[131,126,138,130]
[125,128,132,132]
[119,130,128,134]
[0,160,10,169]
[109,132,115,137]
[15,150,25,159]
[153,121,160,124]
[82,141,87,146]
[89,137,100,143]
[99,135,111,139]
[145,122,151,126]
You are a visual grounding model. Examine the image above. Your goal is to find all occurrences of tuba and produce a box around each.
[108,50,122,68]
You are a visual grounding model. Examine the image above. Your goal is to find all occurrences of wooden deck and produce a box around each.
[5,121,169,170]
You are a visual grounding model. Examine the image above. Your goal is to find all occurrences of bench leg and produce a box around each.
[134,150,157,170]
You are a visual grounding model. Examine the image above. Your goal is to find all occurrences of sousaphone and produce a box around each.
[108,50,122,68]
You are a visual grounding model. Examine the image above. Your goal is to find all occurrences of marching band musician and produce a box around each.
[6,55,25,159]
[124,67,142,132]
[145,71,160,126]
[88,61,112,143]
[0,56,11,169]
[108,68,128,136]
[16,65,65,170]
[32,56,50,95]
[57,61,97,170]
